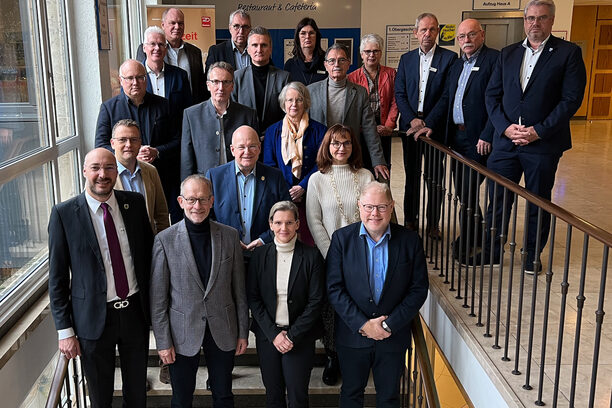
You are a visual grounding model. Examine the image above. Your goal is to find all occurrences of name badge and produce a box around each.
[316,70,326,74]
[472,67,480,71]
[429,67,438,72]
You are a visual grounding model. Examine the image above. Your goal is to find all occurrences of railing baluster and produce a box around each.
[512,202,531,375]
[502,193,519,357]
[444,159,453,284]
[450,158,459,293]
[588,245,609,408]
[475,171,484,326]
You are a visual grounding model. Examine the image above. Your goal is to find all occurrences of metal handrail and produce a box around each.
[411,317,441,408]
[44,353,68,408]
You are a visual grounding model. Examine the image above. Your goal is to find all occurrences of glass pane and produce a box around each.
[46,0,75,140]
[0,0,48,163]
[108,0,129,97]
[57,149,80,201]
[0,164,52,301]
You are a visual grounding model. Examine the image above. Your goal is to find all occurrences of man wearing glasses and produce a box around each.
[480,0,586,274]
[181,61,258,181]
[327,181,428,407]
[308,43,389,180]
[96,59,181,223]
[206,126,290,258]
[206,9,252,74]
[150,174,249,407]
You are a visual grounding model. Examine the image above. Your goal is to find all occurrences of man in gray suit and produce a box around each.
[150,174,249,407]
[181,61,258,181]
[232,26,290,135]
[307,43,389,180]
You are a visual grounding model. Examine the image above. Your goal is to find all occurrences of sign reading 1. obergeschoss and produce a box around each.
[208,0,361,70]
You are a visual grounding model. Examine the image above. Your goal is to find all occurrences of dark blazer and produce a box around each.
[263,118,327,190]
[48,191,154,340]
[394,45,458,134]
[95,92,180,183]
[247,240,325,344]
[327,222,429,352]
[205,40,247,73]
[427,45,499,161]
[485,35,586,155]
[181,99,258,180]
[232,65,291,133]
[283,53,327,85]
[143,61,192,120]
[205,161,291,244]
[137,41,207,104]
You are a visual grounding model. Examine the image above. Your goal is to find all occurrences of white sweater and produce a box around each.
[306,165,374,258]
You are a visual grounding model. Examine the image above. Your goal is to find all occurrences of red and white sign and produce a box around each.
[201,16,211,27]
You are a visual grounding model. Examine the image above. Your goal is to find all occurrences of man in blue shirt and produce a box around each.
[327,181,429,407]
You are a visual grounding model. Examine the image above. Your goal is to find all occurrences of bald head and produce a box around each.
[83,148,118,201]
[119,59,147,103]
[457,18,485,58]
[230,126,261,174]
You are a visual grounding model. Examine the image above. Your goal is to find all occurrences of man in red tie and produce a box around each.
[48,148,154,407]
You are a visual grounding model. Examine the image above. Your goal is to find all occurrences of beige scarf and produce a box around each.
[281,112,308,179]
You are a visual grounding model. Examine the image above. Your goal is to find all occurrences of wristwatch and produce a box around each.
[382,320,392,333]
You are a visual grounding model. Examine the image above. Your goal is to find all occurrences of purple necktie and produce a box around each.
[101,202,129,299]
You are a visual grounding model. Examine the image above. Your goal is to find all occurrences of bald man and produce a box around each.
[48,148,154,407]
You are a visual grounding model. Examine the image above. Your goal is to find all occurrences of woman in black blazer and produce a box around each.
[247,201,325,408]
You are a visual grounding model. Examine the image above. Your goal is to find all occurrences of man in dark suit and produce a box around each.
[48,148,154,407]
[232,26,290,135]
[206,125,291,252]
[141,25,192,121]
[151,175,249,407]
[327,181,429,407]
[136,7,207,104]
[481,0,586,273]
[181,61,258,180]
[417,19,499,261]
[395,13,457,234]
[205,9,252,74]
[95,59,181,223]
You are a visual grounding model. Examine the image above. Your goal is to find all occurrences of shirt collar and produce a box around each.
[168,40,184,50]
[234,161,256,177]
[85,190,118,214]
[232,40,248,55]
[419,44,436,58]
[522,35,550,52]
[117,160,141,176]
[146,62,165,75]
[462,45,483,63]
[359,222,392,243]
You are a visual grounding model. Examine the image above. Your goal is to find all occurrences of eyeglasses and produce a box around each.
[362,50,381,55]
[271,220,297,227]
[120,75,147,82]
[112,137,140,144]
[525,15,550,24]
[330,141,352,149]
[232,145,260,152]
[146,42,167,49]
[181,196,211,206]
[360,202,393,213]
[456,31,482,41]
[87,165,117,172]
[325,58,350,65]
[231,24,251,31]
[285,97,304,105]
[207,79,234,87]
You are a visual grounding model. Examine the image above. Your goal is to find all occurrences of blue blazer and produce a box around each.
[206,161,291,244]
[263,118,327,190]
[394,45,457,134]
[485,35,586,155]
[427,45,499,162]
[327,222,429,352]
[143,61,192,120]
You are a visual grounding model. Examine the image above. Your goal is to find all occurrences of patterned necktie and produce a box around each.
[100,202,129,299]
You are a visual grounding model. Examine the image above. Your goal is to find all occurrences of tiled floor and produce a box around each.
[387,120,612,407]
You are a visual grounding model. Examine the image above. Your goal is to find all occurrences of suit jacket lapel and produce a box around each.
[343,84,356,123]
[425,49,442,99]
[409,51,421,105]
[524,36,557,93]
[379,232,400,301]
[205,222,221,296]
[140,164,152,215]
[287,242,303,297]
[164,68,172,99]
[263,68,276,118]
[75,194,103,266]
[265,245,278,300]
[507,43,525,92]
[357,233,374,299]
[246,67,256,109]
[252,163,266,223]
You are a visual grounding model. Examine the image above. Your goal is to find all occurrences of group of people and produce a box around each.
[48,0,587,407]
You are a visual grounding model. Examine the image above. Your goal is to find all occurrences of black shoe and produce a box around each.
[322,354,339,386]
[465,252,500,267]
[159,359,171,384]
[427,225,442,240]
[524,260,542,275]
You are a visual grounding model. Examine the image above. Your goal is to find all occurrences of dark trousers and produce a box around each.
[485,148,560,263]
[256,333,315,408]
[336,344,405,408]
[401,134,443,226]
[79,295,149,408]
[169,328,235,408]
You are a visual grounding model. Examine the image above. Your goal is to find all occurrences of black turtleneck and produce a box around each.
[185,216,212,289]
[252,63,270,122]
